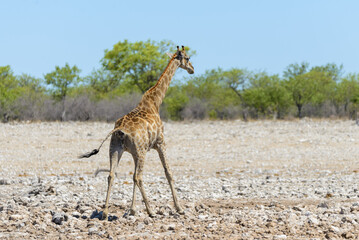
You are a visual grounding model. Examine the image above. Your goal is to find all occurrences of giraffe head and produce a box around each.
[168,46,194,74]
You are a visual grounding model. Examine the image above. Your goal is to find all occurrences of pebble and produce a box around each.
[308,216,319,225]
[52,212,67,225]
[198,214,208,220]
[71,211,81,218]
[318,202,329,208]
[274,235,287,240]
[330,226,340,234]
[9,214,25,221]
[88,227,98,234]
[167,224,176,230]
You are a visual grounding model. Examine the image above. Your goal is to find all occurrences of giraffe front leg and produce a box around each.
[156,142,184,215]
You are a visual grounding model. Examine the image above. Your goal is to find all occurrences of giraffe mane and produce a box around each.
[146,53,177,94]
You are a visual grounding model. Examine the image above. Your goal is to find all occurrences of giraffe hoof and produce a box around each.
[177,208,185,215]
[123,209,136,217]
[102,211,108,220]
[147,209,156,218]
[129,209,136,216]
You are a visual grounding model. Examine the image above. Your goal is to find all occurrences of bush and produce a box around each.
[181,98,208,120]
[4,93,142,122]
[65,95,93,121]
[301,102,337,118]
[216,105,243,120]
[92,93,141,122]
[162,86,189,120]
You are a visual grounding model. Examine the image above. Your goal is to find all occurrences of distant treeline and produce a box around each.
[1,40,359,122]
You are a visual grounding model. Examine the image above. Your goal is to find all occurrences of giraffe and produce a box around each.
[79,46,194,220]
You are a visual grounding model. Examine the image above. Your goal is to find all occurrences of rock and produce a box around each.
[9,214,25,221]
[16,222,25,228]
[308,216,319,225]
[342,232,355,239]
[286,213,298,225]
[88,227,98,234]
[340,208,347,214]
[167,224,176,230]
[330,225,340,234]
[325,232,336,239]
[274,235,287,240]
[317,202,329,208]
[52,212,67,225]
[56,185,68,194]
[143,217,152,225]
[71,211,81,218]
[136,223,145,231]
[29,185,55,196]
[207,222,217,229]
[292,206,303,212]
[222,185,230,193]
[0,179,10,185]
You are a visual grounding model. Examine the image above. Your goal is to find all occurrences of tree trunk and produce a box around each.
[297,103,303,118]
[242,108,248,122]
[61,97,66,121]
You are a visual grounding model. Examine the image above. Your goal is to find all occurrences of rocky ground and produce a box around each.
[0,119,359,239]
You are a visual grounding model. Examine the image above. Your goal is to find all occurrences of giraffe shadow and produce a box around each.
[90,209,118,221]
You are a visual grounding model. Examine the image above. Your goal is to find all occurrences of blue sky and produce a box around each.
[1,0,358,79]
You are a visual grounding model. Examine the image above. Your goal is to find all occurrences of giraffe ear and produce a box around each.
[166,52,174,58]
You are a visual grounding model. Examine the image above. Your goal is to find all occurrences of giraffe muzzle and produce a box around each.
[187,63,194,74]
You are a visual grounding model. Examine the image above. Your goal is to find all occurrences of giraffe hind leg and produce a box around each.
[131,154,156,217]
[102,136,124,220]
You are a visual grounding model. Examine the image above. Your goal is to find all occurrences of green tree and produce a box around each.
[243,73,290,118]
[12,74,46,120]
[0,65,19,121]
[311,63,343,113]
[283,62,309,79]
[283,62,334,118]
[18,73,44,92]
[223,68,251,102]
[334,73,359,115]
[182,68,238,119]
[44,63,81,120]
[311,63,343,82]
[184,68,224,100]
[162,84,189,120]
[101,39,194,93]
[85,68,118,96]
[223,68,253,120]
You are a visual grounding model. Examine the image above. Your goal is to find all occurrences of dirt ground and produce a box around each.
[0,120,359,239]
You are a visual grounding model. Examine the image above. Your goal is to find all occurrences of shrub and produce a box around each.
[181,98,208,120]
[93,93,141,122]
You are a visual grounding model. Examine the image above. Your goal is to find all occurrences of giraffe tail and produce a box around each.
[78,148,99,158]
[78,127,124,159]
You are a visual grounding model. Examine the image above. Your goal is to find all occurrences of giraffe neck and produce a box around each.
[139,57,180,111]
